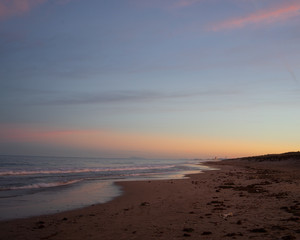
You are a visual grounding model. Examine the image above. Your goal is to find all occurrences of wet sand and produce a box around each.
[0,153,299,240]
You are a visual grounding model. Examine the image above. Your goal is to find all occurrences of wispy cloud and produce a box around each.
[173,0,203,8]
[0,0,73,19]
[3,86,239,106]
[208,2,300,31]
[48,91,163,105]
[37,89,239,106]
[130,0,204,10]
[280,55,298,83]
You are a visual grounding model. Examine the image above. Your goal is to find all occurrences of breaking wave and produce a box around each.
[0,165,175,176]
[0,179,82,191]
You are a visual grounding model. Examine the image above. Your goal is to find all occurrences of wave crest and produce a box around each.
[0,165,175,176]
[0,179,82,191]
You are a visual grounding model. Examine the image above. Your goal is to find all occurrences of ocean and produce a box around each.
[0,155,214,220]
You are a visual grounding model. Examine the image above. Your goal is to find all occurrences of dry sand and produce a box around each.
[0,155,299,240]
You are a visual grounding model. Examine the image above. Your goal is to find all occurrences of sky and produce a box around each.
[0,0,299,159]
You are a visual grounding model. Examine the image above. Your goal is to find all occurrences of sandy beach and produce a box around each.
[0,153,299,240]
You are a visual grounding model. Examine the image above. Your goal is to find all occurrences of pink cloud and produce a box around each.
[0,125,77,143]
[0,0,73,19]
[0,0,45,18]
[208,2,300,31]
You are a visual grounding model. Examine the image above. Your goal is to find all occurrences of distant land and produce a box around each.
[231,151,300,162]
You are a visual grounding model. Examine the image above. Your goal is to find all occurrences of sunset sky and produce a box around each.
[0,0,299,158]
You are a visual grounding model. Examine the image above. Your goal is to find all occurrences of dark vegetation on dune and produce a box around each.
[232,152,300,162]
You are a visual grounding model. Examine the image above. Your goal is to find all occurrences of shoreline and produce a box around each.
[0,158,209,221]
[0,161,214,222]
[0,157,299,239]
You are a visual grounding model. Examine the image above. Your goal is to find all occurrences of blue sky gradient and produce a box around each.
[1,0,299,158]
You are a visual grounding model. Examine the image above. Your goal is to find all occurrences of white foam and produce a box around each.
[0,165,175,176]
[1,179,82,191]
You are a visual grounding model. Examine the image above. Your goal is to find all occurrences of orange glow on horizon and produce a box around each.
[0,125,297,159]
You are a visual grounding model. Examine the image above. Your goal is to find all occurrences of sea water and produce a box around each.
[0,155,213,220]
